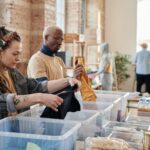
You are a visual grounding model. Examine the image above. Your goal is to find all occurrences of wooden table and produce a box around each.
[127,96,140,115]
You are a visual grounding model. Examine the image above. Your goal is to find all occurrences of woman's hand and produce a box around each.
[38,93,63,112]
[13,93,63,112]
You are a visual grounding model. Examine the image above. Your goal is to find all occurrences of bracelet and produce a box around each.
[66,77,72,86]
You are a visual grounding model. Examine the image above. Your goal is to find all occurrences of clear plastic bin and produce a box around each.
[97,98,122,121]
[64,110,100,140]
[20,108,100,140]
[83,102,113,126]
[85,137,143,150]
[0,117,81,150]
[94,90,129,97]
[102,121,149,134]
[65,110,99,123]
[94,90,130,121]
[83,98,120,121]
[101,121,145,149]
[100,129,144,149]
[126,112,150,125]
[18,106,45,117]
[107,130,143,145]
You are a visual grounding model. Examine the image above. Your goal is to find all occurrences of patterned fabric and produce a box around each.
[27,51,67,80]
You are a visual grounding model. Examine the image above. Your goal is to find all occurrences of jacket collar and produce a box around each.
[40,44,56,57]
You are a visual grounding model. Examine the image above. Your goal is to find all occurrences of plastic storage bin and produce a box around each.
[85,137,143,150]
[103,121,150,150]
[101,129,144,150]
[18,106,45,117]
[94,90,129,97]
[126,113,150,125]
[83,102,113,126]
[107,131,144,149]
[97,99,121,121]
[20,108,100,140]
[83,98,120,122]
[102,121,149,134]
[101,121,145,150]
[94,90,130,121]
[64,110,100,140]
[0,116,81,150]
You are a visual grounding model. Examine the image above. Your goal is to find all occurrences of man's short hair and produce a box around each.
[43,26,62,41]
[140,43,148,49]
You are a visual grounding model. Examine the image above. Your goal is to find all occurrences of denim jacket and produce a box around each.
[0,68,48,119]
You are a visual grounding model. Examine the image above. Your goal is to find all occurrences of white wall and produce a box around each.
[105,0,137,57]
[105,0,137,92]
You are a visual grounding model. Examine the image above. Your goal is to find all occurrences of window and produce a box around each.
[137,0,150,50]
[56,0,65,32]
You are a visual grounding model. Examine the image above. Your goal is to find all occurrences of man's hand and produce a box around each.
[73,64,85,78]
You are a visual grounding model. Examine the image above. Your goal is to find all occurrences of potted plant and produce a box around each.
[114,52,131,86]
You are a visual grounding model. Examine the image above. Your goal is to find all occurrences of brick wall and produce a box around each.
[44,0,56,27]
[0,0,56,74]
[99,0,105,42]
[86,0,104,42]
[65,0,82,67]
[85,0,105,64]
[65,0,81,33]
[30,1,45,55]
[0,0,31,62]
[87,0,99,28]
[0,0,56,58]
[30,0,56,55]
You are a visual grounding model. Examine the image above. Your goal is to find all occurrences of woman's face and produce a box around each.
[1,40,22,68]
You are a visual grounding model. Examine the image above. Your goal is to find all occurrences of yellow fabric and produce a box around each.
[27,51,67,80]
[79,73,97,101]
[0,70,16,93]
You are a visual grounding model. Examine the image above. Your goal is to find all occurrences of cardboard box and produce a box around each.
[64,33,79,43]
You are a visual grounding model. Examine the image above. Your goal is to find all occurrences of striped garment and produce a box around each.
[27,51,67,80]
